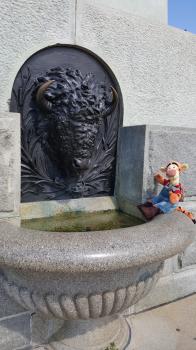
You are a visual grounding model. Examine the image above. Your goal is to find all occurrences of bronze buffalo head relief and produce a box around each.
[35,67,118,176]
[10,46,121,202]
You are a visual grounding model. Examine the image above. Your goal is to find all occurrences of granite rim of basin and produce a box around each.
[0,211,194,350]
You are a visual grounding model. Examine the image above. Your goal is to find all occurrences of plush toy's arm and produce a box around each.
[169,192,181,204]
[154,174,166,185]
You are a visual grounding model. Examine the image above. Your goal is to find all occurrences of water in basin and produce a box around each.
[21,210,143,232]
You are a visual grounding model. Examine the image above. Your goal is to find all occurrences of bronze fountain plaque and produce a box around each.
[10,45,122,202]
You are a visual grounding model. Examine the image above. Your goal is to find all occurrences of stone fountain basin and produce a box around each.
[0,212,194,320]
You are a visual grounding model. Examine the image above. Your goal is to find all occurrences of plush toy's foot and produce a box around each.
[176,207,196,224]
[137,204,161,221]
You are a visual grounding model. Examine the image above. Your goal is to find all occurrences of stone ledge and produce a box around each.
[76,1,196,128]
[0,216,20,227]
[131,267,196,314]
[20,196,118,220]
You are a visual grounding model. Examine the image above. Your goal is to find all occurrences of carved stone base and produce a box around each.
[42,315,131,350]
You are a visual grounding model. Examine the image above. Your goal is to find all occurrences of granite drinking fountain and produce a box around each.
[0,213,194,350]
[0,45,195,350]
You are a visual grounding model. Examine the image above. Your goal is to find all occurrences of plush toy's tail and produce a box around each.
[176,206,196,224]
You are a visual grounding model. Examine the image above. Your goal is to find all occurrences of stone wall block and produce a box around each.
[115,126,146,205]
[76,0,196,128]
[0,0,76,113]
[148,127,196,197]
[89,0,167,24]
[0,113,20,217]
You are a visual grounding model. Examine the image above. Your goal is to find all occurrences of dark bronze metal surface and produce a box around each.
[10,45,122,202]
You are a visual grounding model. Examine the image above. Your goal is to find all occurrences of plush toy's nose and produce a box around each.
[167,168,177,177]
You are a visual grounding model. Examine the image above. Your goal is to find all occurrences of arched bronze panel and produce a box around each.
[10,45,123,202]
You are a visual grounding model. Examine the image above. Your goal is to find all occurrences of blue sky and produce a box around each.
[168,0,196,34]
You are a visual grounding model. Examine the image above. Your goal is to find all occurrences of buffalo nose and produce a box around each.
[73,158,89,170]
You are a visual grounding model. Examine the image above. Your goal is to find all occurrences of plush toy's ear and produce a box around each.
[180,163,189,172]
[160,167,167,173]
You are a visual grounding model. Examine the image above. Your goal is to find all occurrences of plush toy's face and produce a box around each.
[160,162,188,180]
[166,163,179,178]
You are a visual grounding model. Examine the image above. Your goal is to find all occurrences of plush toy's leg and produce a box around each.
[137,204,161,220]
[176,206,196,224]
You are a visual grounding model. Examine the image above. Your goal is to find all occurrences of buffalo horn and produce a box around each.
[36,80,55,111]
[102,86,118,118]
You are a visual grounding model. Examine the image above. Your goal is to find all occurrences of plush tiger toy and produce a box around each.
[138,161,195,224]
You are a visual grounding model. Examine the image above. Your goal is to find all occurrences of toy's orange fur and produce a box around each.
[154,174,165,185]
[169,192,181,204]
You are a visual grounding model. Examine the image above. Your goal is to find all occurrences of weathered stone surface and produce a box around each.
[114,196,144,221]
[31,314,63,347]
[128,313,176,350]
[0,284,25,319]
[76,1,196,128]
[128,294,196,350]
[0,216,21,227]
[132,268,196,314]
[20,196,117,220]
[0,312,30,350]
[30,317,131,349]
[178,198,196,268]
[147,127,196,197]
[0,112,26,348]
[0,0,75,113]
[179,239,196,268]
[161,256,179,277]
[93,0,168,24]
[0,263,162,320]
[0,113,20,217]
[49,316,130,350]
